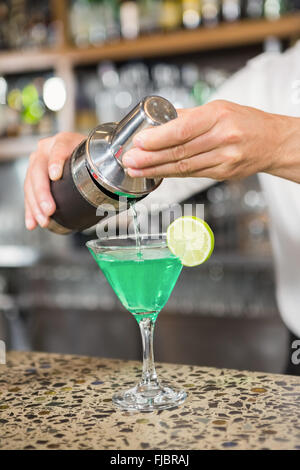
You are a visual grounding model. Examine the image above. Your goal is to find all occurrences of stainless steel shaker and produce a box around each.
[47,96,177,234]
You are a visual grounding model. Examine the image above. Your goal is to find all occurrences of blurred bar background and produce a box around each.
[1,0,299,373]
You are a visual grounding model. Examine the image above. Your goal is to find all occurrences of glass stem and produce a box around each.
[138,315,159,387]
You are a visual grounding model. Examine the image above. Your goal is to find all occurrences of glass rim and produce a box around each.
[86,233,167,251]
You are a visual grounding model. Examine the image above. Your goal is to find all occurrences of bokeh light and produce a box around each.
[7,89,22,111]
[43,77,67,112]
[21,84,39,108]
[0,77,7,105]
[22,101,45,125]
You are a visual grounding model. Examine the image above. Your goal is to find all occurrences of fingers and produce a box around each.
[133,106,216,151]
[24,174,49,228]
[123,127,221,169]
[48,141,68,181]
[24,198,37,231]
[30,151,56,218]
[25,140,56,229]
[48,133,84,181]
[127,150,224,178]
[124,101,243,179]
[24,132,85,230]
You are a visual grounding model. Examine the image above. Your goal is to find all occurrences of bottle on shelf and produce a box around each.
[139,0,161,34]
[0,0,53,50]
[69,0,106,46]
[182,0,202,29]
[0,1,9,50]
[119,0,140,39]
[6,0,27,50]
[27,0,51,47]
[87,0,107,45]
[69,0,120,46]
[221,0,242,22]
[103,0,120,41]
[245,0,264,18]
[159,0,183,31]
[202,0,221,26]
[264,0,287,19]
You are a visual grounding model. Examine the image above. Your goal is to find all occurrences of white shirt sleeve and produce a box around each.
[137,176,215,212]
[209,50,280,108]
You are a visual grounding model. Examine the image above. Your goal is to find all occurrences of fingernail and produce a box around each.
[134,133,146,148]
[40,201,53,215]
[36,214,48,227]
[49,164,62,180]
[128,168,143,177]
[25,218,35,230]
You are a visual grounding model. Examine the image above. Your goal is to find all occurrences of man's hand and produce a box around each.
[123,100,297,182]
[24,132,85,230]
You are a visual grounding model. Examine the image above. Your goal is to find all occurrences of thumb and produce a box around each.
[48,144,70,181]
[48,133,85,181]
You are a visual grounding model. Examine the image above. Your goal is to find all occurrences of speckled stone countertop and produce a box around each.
[0,351,300,450]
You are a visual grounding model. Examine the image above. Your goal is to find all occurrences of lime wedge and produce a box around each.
[166,216,214,267]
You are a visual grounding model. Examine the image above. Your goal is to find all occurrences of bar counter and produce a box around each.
[0,351,300,450]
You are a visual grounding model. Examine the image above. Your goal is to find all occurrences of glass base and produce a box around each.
[112,382,187,411]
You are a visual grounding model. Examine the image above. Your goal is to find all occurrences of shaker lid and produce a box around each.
[86,96,177,198]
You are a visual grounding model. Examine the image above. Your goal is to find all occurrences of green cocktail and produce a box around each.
[87,235,187,411]
[90,245,182,320]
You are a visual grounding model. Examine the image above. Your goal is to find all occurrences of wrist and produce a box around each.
[265,115,300,178]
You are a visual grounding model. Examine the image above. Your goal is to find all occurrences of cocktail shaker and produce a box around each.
[47,96,177,234]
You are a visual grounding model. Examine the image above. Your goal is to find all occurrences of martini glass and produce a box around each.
[87,234,187,411]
